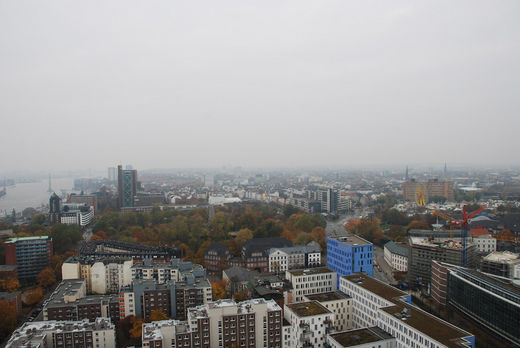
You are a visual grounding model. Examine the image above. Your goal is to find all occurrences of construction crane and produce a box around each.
[431,205,486,267]
[432,210,457,238]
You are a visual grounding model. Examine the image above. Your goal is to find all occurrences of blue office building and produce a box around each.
[327,235,373,285]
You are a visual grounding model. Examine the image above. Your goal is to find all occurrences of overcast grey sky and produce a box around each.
[1,0,519,172]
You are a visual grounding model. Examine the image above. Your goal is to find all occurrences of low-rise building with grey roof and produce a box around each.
[383,241,409,272]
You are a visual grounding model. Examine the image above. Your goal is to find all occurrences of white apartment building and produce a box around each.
[142,319,192,348]
[305,291,353,332]
[327,327,396,348]
[60,204,94,227]
[268,242,321,273]
[383,241,408,272]
[340,275,475,348]
[284,301,335,348]
[131,260,181,283]
[187,298,283,348]
[472,234,496,254]
[119,291,136,319]
[62,257,133,294]
[6,318,116,348]
[285,267,337,303]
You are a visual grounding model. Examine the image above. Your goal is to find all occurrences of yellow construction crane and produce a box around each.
[432,210,457,238]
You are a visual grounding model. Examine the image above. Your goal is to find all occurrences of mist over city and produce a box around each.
[1,1,519,348]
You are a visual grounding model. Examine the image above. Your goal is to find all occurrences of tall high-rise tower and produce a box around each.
[405,166,409,181]
[444,162,447,179]
[117,165,137,208]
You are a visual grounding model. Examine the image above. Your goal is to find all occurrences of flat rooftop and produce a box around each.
[286,301,331,317]
[343,275,407,302]
[329,235,372,246]
[5,236,49,243]
[329,327,394,347]
[305,291,350,302]
[483,251,519,263]
[381,302,472,348]
[288,267,334,276]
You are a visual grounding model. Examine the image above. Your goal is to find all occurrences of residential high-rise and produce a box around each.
[117,164,137,208]
[6,318,116,348]
[5,236,53,280]
[141,298,283,348]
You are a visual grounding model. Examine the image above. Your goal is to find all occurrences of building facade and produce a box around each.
[472,234,496,254]
[407,233,477,285]
[383,241,408,272]
[480,251,520,279]
[284,301,334,348]
[5,236,53,280]
[118,164,137,208]
[268,242,321,273]
[285,267,337,303]
[6,318,116,348]
[304,291,353,332]
[327,235,373,286]
[340,275,475,348]
[402,180,454,202]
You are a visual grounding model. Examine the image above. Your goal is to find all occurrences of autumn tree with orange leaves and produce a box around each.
[211,279,228,300]
[37,267,57,289]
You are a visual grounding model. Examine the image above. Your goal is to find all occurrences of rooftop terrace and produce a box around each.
[286,301,331,317]
[381,302,473,348]
[328,327,394,347]
[288,267,334,276]
[305,291,350,302]
[343,275,407,301]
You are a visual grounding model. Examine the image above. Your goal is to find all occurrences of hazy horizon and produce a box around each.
[1,1,519,172]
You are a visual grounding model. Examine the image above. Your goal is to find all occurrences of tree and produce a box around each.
[0,277,20,292]
[344,219,361,233]
[381,209,410,226]
[49,224,82,254]
[355,218,385,245]
[211,279,228,300]
[310,226,326,250]
[0,300,17,342]
[387,225,407,242]
[235,228,253,249]
[233,290,249,302]
[37,267,57,289]
[149,310,168,322]
[31,214,46,226]
[129,316,143,339]
[24,287,43,305]
[496,229,514,242]
[406,220,430,232]
[283,204,300,217]
[117,316,141,348]
[294,232,312,245]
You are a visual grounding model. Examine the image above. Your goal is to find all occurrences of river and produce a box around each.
[0,178,76,215]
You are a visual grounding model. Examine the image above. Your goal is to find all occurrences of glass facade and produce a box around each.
[447,271,520,346]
